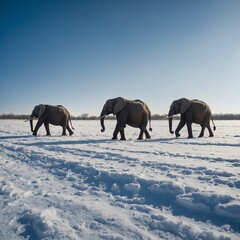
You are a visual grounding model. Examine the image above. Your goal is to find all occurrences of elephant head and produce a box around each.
[168,98,191,134]
[29,104,46,132]
[100,97,126,132]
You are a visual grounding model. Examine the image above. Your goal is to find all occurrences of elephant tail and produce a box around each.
[211,115,216,131]
[149,116,152,132]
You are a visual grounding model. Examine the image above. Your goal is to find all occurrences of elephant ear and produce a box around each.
[179,98,191,114]
[38,104,46,118]
[113,97,126,115]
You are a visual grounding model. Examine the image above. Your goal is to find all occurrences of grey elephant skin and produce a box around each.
[29,104,74,136]
[100,97,152,140]
[168,98,216,138]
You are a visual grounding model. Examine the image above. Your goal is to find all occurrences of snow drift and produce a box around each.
[0,120,239,239]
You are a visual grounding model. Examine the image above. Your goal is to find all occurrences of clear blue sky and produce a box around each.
[1,0,240,116]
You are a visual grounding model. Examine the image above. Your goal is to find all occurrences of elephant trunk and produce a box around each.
[168,109,174,134]
[168,116,174,134]
[29,112,34,132]
[30,118,34,132]
[100,109,106,132]
[100,116,106,132]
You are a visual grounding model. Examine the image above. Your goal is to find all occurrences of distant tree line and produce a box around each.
[0,114,30,120]
[212,114,240,120]
[1,113,240,120]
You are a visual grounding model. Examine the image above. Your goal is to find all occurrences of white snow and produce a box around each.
[0,120,239,240]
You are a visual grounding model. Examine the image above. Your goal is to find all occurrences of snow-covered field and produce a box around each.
[0,120,239,240]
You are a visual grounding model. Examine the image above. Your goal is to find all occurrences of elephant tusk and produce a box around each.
[166,115,173,119]
[99,115,106,119]
[25,117,34,122]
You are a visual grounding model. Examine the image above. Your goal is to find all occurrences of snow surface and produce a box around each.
[0,120,240,240]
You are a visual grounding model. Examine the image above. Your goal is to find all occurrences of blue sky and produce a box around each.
[1,0,240,116]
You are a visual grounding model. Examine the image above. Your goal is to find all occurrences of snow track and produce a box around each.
[0,120,240,239]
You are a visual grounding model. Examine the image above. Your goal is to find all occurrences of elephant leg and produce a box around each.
[120,128,126,140]
[175,118,186,137]
[44,123,51,136]
[61,118,68,136]
[138,118,148,140]
[67,122,74,136]
[67,126,74,136]
[198,125,205,138]
[144,129,151,139]
[207,126,214,137]
[112,123,122,140]
[186,122,193,138]
[62,127,67,136]
[112,129,118,139]
[113,115,127,140]
[137,129,144,140]
[33,120,43,136]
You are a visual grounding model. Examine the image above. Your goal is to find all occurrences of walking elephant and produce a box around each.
[168,98,216,138]
[100,97,152,140]
[27,104,74,136]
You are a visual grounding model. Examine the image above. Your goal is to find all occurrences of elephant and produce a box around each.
[27,104,74,136]
[100,97,152,140]
[168,98,216,138]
